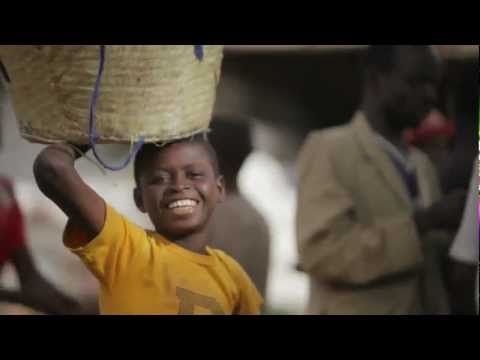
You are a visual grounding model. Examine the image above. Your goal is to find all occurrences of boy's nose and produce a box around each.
[170,175,191,192]
[172,183,190,191]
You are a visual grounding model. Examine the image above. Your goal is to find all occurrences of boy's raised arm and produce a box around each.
[33,143,106,243]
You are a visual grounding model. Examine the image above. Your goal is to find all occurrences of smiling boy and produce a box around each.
[33,136,263,315]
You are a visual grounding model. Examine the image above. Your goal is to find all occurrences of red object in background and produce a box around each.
[405,110,457,146]
[0,177,26,268]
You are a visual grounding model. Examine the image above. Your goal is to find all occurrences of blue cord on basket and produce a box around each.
[88,45,145,171]
[88,45,203,171]
[194,45,204,61]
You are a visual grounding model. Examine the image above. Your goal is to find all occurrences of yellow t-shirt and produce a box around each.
[64,204,263,315]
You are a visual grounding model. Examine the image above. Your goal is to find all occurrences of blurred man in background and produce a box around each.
[208,116,271,301]
[296,45,466,315]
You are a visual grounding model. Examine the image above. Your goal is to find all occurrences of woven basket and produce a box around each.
[0,45,223,144]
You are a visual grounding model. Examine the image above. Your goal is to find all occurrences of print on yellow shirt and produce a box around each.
[176,287,225,315]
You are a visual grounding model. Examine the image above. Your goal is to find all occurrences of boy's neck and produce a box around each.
[171,230,210,255]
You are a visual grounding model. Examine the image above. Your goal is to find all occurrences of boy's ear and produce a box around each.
[134,188,147,213]
[216,175,226,203]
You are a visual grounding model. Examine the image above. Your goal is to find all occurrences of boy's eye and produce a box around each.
[151,175,170,184]
[189,172,204,179]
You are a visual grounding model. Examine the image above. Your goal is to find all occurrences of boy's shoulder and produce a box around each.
[209,247,263,309]
[210,247,236,265]
[209,248,247,278]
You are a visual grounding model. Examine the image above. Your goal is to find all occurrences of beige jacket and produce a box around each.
[296,112,446,315]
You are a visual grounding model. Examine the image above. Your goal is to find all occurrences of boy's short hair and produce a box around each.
[134,134,220,186]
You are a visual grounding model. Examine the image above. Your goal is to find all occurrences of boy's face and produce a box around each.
[134,142,225,240]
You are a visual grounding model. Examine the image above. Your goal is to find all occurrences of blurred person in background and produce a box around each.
[0,176,80,315]
[406,110,478,315]
[208,116,271,301]
[296,45,466,315]
[447,162,478,315]
[405,61,478,314]
[0,68,80,315]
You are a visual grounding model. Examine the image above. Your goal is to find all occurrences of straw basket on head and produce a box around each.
[0,45,224,146]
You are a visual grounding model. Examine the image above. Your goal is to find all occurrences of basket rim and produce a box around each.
[20,127,212,145]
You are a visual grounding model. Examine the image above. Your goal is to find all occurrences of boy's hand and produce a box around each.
[70,144,92,160]
[43,143,91,162]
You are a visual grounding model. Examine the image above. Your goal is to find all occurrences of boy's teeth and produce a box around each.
[169,200,197,209]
